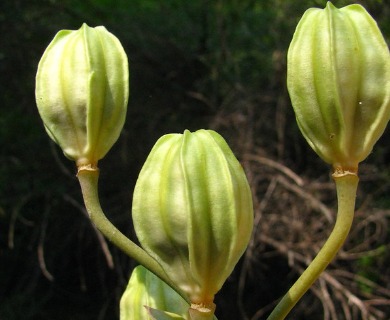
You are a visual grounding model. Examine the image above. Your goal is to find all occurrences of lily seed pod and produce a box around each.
[287,2,390,173]
[132,129,253,310]
[120,266,189,320]
[35,23,129,168]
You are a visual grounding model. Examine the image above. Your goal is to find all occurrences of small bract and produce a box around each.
[132,129,253,311]
[35,23,129,167]
[287,2,390,172]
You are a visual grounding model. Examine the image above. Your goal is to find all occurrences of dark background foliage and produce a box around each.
[1,0,390,319]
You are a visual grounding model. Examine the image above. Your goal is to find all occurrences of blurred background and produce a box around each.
[1,0,390,319]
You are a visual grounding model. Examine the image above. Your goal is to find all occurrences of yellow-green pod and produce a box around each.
[132,129,253,308]
[35,23,129,167]
[287,2,390,172]
[120,266,219,320]
[120,266,189,320]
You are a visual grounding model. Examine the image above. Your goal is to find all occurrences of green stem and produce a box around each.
[267,172,359,320]
[77,167,190,304]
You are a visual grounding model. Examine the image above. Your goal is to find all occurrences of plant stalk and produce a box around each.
[77,167,190,304]
[267,172,359,320]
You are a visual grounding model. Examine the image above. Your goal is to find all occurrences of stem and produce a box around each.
[77,167,190,304]
[267,172,359,320]
[188,303,216,320]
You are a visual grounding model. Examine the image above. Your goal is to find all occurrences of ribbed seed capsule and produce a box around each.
[120,266,189,320]
[132,130,253,308]
[35,23,129,167]
[287,2,390,172]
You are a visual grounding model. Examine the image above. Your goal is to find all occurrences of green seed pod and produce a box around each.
[35,23,129,167]
[132,129,253,307]
[287,2,390,172]
[120,266,189,320]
